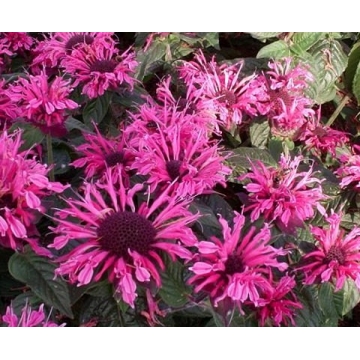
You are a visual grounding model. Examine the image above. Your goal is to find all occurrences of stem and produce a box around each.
[326,94,350,127]
[46,134,55,182]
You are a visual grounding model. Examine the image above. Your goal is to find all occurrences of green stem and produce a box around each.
[46,134,55,182]
[326,94,350,127]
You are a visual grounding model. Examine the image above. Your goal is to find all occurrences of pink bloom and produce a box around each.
[72,125,134,180]
[127,103,230,196]
[8,71,78,135]
[50,167,198,308]
[0,41,12,73]
[179,50,262,131]
[298,212,360,291]
[299,110,349,157]
[1,302,65,327]
[63,43,137,99]
[255,275,302,326]
[241,154,326,233]
[335,146,360,189]
[0,130,68,254]
[32,32,115,70]
[256,58,314,139]
[0,32,34,52]
[0,80,17,127]
[188,212,288,312]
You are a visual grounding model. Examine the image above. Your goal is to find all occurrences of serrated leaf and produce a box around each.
[295,285,324,326]
[341,213,360,230]
[248,32,282,42]
[8,248,73,318]
[353,61,360,104]
[9,291,43,315]
[318,283,341,326]
[226,147,277,176]
[199,194,234,225]
[306,39,348,104]
[338,279,360,315]
[249,119,270,148]
[65,117,93,133]
[159,259,191,308]
[9,122,45,150]
[345,41,360,89]
[189,199,223,239]
[256,40,291,59]
[136,41,167,81]
[82,91,113,127]
[292,32,325,52]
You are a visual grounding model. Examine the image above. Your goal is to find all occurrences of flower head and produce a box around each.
[242,153,326,233]
[188,212,288,312]
[256,58,314,139]
[1,302,64,327]
[0,80,17,127]
[179,50,262,131]
[8,71,78,136]
[31,32,115,70]
[63,43,137,99]
[255,275,302,326]
[71,125,134,180]
[298,212,360,291]
[0,130,68,254]
[0,32,34,52]
[50,167,198,308]
[128,104,231,197]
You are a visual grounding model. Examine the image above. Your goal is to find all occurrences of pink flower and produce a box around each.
[255,275,302,326]
[256,58,314,139]
[0,130,68,254]
[179,50,262,131]
[50,167,198,308]
[63,43,137,99]
[72,125,134,180]
[31,32,116,70]
[298,212,360,291]
[8,71,78,136]
[0,41,12,73]
[299,110,349,157]
[0,32,34,52]
[335,146,360,189]
[127,103,231,197]
[188,212,288,312]
[241,154,326,233]
[0,79,17,127]
[1,302,65,327]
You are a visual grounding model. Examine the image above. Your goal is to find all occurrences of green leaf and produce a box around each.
[345,41,360,89]
[65,117,93,133]
[159,258,191,308]
[292,32,325,52]
[9,122,45,150]
[295,285,324,326]
[226,147,277,177]
[52,147,71,175]
[353,61,360,104]
[249,118,270,148]
[136,41,167,81]
[341,212,360,230]
[256,40,291,59]
[197,32,220,50]
[268,138,284,162]
[9,291,43,315]
[248,32,282,42]
[318,283,341,326]
[199,194,234,224]
[306,39,348,104]
[8,248,73,318]
[189,198,223,239]
[338,279,360,315]
[82,91,113,127]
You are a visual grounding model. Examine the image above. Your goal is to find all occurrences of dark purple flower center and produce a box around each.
[105,151,125,167]
[166,160,182,180]
[269,89,293,112]
[65,34,94,53]
[0,194,16,209]
[219,90,237,106]
[325,245,346,265]
[97,211,157,258]
[224,254,245,275]
[90,60,117,73]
